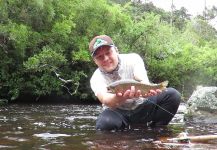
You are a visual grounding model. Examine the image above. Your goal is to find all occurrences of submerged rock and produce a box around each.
[185,86,217,123]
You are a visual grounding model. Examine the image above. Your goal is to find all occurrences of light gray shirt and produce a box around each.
[90,53,150,110]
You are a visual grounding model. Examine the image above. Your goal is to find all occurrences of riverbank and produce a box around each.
[8,94,100,105]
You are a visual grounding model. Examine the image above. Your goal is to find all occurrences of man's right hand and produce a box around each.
[116,86,142,99]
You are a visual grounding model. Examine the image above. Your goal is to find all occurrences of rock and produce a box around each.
[185,86,217,123]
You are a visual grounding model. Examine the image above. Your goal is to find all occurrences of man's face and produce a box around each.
[93,46,119,73]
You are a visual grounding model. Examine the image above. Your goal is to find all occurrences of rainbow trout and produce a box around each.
[107,79,168,95]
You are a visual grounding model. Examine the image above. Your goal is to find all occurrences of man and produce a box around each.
[89,35,181,131]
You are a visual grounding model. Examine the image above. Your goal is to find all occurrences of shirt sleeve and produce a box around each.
[90,69,107,96]
[132,53,150,84]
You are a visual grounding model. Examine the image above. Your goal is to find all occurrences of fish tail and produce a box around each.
[161,80,169,88]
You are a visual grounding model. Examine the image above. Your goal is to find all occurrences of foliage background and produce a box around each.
[0,0,217,103]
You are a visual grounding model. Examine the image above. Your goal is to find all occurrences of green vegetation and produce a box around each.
[0,0,217,102]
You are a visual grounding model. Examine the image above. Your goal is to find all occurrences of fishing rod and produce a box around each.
[167,133,217,143]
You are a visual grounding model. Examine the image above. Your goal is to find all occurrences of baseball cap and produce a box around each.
[89,35,114,56]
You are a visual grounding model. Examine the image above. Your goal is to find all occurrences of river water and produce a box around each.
[0,103,217,150]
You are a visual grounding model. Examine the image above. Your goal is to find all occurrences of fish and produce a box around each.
[107,79,168,95]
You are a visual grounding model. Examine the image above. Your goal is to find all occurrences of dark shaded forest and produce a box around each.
[0,0,217,103]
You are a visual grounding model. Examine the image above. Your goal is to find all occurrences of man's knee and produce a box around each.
[96,116,120,130]
[165,88,181,106]
[96,109,127,131]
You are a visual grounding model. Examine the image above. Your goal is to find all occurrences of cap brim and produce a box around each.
[91,44,113,57]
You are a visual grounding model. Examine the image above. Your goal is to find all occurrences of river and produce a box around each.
[0,103,217,149]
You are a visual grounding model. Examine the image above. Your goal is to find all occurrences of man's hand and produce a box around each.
[116,86,141,99]
[116,86,162,99]
[142,89,162,98]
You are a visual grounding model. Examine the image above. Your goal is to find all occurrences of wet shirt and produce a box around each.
[90,53,150,110]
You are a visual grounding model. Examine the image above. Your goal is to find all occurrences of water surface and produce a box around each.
[0,103,217,149]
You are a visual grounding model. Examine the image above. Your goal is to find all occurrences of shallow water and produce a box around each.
[0,103,217,150]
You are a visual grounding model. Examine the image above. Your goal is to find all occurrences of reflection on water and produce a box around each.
[33,133,71,139]
[0,103,217,149]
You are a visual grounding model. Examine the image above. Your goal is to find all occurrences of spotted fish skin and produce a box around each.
[107,79,168,95]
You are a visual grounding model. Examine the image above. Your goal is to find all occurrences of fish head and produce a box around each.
[107,85,116,93]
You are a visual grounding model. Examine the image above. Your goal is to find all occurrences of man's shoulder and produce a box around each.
[119,53,142,62]
[91,68,101,79]
[119,53,141,58]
